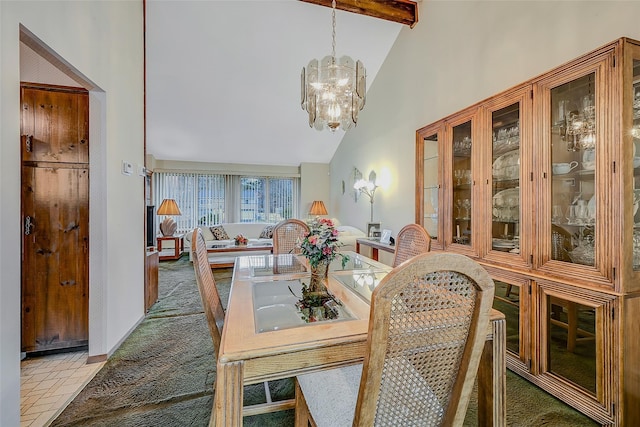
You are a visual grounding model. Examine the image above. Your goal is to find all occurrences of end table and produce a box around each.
[157,235,184,261]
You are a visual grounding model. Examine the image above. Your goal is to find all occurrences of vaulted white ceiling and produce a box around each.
[145,0,404,166]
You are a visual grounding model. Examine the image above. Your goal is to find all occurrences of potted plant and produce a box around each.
[295,218,349,320]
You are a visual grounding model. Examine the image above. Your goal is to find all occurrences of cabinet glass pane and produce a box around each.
[452,121,472,246]
[492,280,521,356]
[547,296,596,394]
[550,73,597,266]
[632,60,640,271]
[423,134,439,240]
[491,104,520,253]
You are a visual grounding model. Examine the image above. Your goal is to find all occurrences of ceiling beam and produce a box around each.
[299,0,418,28]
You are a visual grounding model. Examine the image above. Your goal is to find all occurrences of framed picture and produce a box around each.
[380,229,392,244]
[366,222,381,239]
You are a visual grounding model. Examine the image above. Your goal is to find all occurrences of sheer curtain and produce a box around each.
[153,172,299,232]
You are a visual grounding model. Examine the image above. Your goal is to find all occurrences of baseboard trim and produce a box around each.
[87,354,107,364]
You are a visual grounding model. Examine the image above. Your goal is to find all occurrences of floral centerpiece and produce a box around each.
[234,234,248,246]
[295,218,349,316]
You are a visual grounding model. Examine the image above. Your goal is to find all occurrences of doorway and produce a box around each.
[21,84,89,353]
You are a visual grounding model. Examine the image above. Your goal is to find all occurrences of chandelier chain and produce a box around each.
[331,0,336,58]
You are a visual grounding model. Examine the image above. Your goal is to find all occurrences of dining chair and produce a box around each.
[295,252,495,427]
[191,228,295,424]
[272,218,310,255]
[391,223,432,267]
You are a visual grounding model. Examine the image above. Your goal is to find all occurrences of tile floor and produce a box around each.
[20,351,105,427]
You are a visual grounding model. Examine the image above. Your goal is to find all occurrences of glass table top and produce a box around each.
[331,270,389,303]
[252,278,355,333]
[237,254,307,277]
[328,252,383,271]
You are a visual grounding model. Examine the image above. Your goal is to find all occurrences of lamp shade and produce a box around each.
[309,200,328,216]
[157,199,181,216]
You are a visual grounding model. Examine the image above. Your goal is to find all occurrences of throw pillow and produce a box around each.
[259,224,274,239]
[210,225,229,240]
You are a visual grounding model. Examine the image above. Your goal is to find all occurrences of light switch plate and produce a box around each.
[122,161,133,176]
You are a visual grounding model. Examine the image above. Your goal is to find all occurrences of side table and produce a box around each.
[157,235,184,261]
[355,238,395,262]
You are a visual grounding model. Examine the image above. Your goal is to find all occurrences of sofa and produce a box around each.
[334,225,367,252]
[183,221,367,264]
[183,222,275,262]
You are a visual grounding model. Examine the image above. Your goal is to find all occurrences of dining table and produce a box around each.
[212,251,506,426]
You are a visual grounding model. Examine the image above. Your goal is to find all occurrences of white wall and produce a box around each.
[331,0,640,238]
[1,2,145,425]
[300,163,330,218]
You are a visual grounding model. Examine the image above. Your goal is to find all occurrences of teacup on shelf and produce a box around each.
[552,161,578,175]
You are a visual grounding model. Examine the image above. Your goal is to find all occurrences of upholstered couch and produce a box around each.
[183,221,367,265]
[183,222,275,262]
[334,225,367,252]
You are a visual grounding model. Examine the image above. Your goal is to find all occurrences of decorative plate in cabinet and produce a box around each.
[492,188,520,222]
[492,150,520,181]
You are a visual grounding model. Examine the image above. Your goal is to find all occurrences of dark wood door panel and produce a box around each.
[21,86,89,164]
[22,166,89,352]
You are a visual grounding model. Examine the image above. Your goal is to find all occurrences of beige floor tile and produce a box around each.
[21,351,98,427]
[28,373,51,383]
[23,402,53,416]
[52,369,76,379]
[32,379,61,392]
[49,384,81,397]
[30,410,57,427]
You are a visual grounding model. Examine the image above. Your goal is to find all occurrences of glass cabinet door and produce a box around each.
[422,134,439,242]
[483,89,532,268]
[537,281,615,409]
[549,73,597,266]
[452,120,473,247]
[491,103,520,253]
[492,277,530,370]
[416,123,443,250]
[538,53,614,284]
[631,58,640,272]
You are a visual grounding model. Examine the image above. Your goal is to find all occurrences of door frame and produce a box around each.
[20,26,109,360]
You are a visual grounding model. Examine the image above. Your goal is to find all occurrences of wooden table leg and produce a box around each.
[214,360,244,427]
[477,318,506,427]
[371,247,379,261]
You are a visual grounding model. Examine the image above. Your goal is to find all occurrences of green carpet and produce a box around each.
[51,257,598,426]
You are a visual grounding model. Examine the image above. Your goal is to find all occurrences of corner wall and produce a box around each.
[1,2,145,425]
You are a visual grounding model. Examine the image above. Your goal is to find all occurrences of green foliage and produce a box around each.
[297,217,349,268]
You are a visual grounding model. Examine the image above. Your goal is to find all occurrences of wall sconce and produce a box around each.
[353,170,379,222]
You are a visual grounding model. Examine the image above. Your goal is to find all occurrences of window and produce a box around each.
[153,172,299,232]
[240,177,295,223]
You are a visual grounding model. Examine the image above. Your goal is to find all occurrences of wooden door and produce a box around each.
[21,84,89,353]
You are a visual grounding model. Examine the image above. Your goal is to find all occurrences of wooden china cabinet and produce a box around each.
[415,37,640,426]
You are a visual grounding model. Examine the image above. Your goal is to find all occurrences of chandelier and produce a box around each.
[301,0,366,132]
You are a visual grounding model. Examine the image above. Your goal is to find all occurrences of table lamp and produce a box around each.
[309,200,328,217]
[157,198,181,236]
